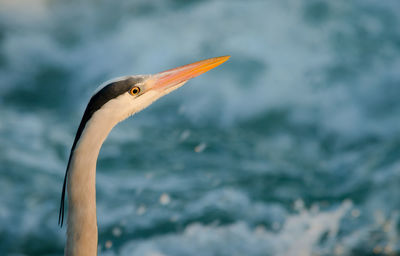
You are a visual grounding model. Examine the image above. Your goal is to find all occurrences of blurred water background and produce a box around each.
[1,0,400,255]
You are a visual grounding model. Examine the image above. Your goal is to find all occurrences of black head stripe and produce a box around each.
[58,76,143,226]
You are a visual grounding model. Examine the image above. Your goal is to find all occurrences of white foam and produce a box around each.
[118,201,351,256]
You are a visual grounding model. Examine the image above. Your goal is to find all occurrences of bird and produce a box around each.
[58,56,230,256]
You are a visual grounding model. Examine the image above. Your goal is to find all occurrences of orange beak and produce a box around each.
[148,56,230,91]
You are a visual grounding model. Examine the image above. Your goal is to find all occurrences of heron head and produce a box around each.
[87,56,230,125]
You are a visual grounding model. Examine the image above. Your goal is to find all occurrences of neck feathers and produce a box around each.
[65,106,117,256]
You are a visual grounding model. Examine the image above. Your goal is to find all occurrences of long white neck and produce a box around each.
[63,91,161,255]
[65,107,119,256]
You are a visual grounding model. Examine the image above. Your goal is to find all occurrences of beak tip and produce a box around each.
[214,55,230,67]
[219,55,231,62]
[209,55,230,69]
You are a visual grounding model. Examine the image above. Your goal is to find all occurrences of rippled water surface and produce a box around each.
[1,0,400,255]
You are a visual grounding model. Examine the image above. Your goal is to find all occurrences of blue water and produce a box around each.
[1,0,400,255]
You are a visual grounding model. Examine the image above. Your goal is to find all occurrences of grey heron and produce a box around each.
[58,56,230,255]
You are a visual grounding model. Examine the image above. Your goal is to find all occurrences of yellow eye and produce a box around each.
[129,86,141,96]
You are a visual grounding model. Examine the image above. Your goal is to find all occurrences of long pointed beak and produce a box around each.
[148,56,230,91]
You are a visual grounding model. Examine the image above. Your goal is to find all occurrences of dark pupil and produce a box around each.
[132,88,138,94]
